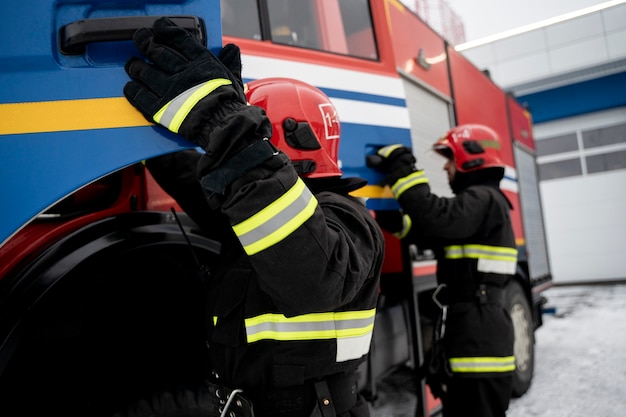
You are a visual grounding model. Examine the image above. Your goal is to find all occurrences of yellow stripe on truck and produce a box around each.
[349,184,394,199]
[0,97,150,135]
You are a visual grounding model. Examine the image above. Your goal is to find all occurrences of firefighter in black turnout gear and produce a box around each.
[121,18,384,417]
[370,124,517,417]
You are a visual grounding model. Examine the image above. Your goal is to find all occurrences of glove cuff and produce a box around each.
[387,164,417,186]
[200,138,279,196]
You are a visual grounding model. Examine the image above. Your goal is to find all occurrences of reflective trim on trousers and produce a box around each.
[449,355,516,373]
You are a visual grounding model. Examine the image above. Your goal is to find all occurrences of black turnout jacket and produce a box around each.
[146,149,384,390]
[388,168,516,378]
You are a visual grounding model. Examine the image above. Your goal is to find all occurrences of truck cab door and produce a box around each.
[0,0,222,246]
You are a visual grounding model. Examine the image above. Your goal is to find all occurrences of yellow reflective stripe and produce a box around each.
[444,244,518,261]
[244,309,376,343]
[153,78,232,133]
[377,144,403,157]
[0,97,149,135]
[391,170,428,198]
[445,244,518,274]
[449,356,516,373]
[393,214,412,239]
[232,178,317,255]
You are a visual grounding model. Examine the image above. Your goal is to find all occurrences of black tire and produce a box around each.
[505,280,534,397]
[0,213,221,417]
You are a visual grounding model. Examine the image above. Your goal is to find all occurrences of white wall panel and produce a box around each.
[602,3,626,32]
[494,53,551,86]
[550,37,609,73]
[535,108,626,284]
[540,171,626,283]
[545,13,604,47]
[493,30,547,61]
[606,29,626,58]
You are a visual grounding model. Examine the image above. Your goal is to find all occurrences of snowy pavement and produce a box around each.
[508,282,626,417]
[369,282,626,417]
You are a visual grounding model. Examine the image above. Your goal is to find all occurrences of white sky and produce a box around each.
[444,0,617,42]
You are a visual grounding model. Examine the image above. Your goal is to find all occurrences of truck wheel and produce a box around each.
[505,280,534,397]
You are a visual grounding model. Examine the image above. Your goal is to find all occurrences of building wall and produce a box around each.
[535,108,626,283]
[458,2,626,89]
[457,2,626,284]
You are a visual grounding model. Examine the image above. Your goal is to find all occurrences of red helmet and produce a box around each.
[433,124,504,173]
[245,77,342,178]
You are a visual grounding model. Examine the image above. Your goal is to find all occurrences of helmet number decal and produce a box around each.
[451,126,472,141]
[319,103,340,140]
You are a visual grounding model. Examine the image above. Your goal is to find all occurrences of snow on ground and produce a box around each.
[507,283,626,417]
[370,282,626,417]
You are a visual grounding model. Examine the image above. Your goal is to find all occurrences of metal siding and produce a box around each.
[515,146,551,281]
[401,75,454,197]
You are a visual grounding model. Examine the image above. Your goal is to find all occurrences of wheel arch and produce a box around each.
[0,211,221,416]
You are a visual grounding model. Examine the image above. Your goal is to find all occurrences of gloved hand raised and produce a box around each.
[367,144,417,185]
[124,17,246,149]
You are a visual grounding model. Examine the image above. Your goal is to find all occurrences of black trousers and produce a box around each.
[442,375,513,417]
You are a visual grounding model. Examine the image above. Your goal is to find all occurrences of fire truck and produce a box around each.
[0,0,552,416]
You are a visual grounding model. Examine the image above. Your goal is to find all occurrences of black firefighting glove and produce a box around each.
[366,144,417,185]
[124,17,274,182]
[374,210,412,239]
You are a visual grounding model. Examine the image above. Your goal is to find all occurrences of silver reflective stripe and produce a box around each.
[449,356,516,373]
[154,78,232,133]
[244,310,376,362]
[391,170,428,198]
[444,244,517,275]
[233,178,317,255]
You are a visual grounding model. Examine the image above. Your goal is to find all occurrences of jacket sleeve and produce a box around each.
[393,171,492,241]
[145,150,231,237]
[220,163,385,316]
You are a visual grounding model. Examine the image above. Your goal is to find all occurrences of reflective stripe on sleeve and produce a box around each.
[232,178,317,255]
[444,244,518,275]
[245,309,376,362]
[153,78,232,133]
[393,214,412,239]
[391,170,428,198]
[449,356,516,373]
[378,144,403,157]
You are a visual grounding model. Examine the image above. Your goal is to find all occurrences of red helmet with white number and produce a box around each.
[433,124,504,173]
[245,77,342,178]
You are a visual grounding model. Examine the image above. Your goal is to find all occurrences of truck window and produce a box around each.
[221,0,378,60]
[221,0,262,40]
